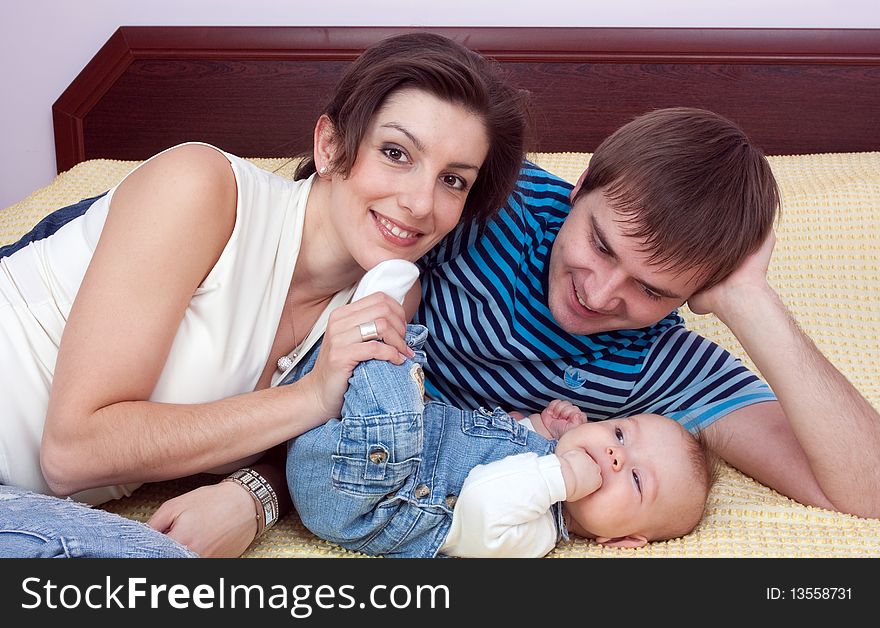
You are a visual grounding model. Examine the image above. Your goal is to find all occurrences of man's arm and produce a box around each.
[691,233,880,518]
[703,402,834,510]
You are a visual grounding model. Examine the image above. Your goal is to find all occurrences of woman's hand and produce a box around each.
[301,292,415,421]
[147,481,259,558]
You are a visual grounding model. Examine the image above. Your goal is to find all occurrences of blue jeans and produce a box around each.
[0,485,195,558]
[287,325,557,557]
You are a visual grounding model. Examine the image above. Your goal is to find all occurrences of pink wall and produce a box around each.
[1,0,877,208]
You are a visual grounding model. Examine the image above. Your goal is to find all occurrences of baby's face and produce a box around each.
[556,414,703,544]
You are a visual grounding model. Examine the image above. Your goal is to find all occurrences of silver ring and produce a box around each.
[358,321,380,342]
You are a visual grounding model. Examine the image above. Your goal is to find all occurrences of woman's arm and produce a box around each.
[41,145,412,496]
[149,272,423,556]
[42,144,249,493]
[147,445,292,558]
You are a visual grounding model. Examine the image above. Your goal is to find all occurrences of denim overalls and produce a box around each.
[285,325,566,558]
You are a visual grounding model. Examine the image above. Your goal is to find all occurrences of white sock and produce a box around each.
[351,259,420,305]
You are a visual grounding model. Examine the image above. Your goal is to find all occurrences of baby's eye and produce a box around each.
[632,470,642,494]
[615,426,624,444]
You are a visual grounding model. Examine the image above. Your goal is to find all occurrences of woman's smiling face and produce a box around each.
[323,87,490,270]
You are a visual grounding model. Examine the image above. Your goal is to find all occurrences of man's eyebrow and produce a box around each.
[381,122,481,172]
[590,215,683,300]
[590,214,619,260]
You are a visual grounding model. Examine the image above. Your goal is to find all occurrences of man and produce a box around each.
[415,107,880,518]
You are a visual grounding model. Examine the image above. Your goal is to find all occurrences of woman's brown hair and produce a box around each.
[295,32,529,224]
[575,107,780,290]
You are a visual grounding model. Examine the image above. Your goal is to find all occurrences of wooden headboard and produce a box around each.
[53,26,880,173]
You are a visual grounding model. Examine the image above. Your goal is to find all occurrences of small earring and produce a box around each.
[319,166,328,175]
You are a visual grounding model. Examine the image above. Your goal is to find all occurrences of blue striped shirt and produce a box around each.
[415,162,775,433]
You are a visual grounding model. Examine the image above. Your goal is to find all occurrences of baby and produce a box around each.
[285,261,714,557]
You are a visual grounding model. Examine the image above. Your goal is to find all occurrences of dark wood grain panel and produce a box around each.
[54,27,880,172]
[82,59,347,161]
[507,61,880,154]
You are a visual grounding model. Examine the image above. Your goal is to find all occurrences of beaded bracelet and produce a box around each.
[223,467,279,538]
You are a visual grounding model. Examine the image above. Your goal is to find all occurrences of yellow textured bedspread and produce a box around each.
[3,151,878,557]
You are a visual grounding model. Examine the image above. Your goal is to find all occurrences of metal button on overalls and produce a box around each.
[369,449,387,464]
[414,484,430,498]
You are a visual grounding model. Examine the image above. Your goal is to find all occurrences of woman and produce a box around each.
[0,32,528,557]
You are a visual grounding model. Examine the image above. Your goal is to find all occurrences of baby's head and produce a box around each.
[556,413,715,548]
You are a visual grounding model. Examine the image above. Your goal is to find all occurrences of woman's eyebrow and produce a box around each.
[381,122,481,172]
[382,122,424,151]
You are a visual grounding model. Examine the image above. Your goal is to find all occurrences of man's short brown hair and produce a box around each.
[574,107,779,290]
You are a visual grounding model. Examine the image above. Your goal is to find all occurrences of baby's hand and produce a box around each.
[540,399,587,440]
[558,449,602,502]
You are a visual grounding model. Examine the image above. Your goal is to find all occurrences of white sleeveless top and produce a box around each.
[0,143,354,504]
